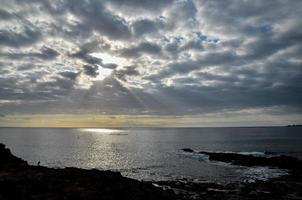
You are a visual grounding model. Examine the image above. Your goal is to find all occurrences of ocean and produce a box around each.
[0,127,301,183]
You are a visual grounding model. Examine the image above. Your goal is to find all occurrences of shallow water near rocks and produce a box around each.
[0,127,301,183]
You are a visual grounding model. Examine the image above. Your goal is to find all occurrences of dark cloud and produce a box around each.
[15,0,131,40]
[132,18,165,36]
[120,42,162,58]
[71,50,101,65]
[0,26,41,47]
[108,0,174,11]
[0,9,13,20]
[83,65,99,77]
[59,71,80,80]
[68,0,131,40]
[102,63,118,70]
[179,39,204,51]
[0,46,59,60]
[114,66,140,81]
[149,51,239,80]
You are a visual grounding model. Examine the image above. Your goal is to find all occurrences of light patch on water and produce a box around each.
[241,167,288,183]
[180,151,210,161]
[81,128,123,134]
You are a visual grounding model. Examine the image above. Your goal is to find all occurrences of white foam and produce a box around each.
[241,166,288,183]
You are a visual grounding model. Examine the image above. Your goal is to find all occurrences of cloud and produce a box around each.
[0,0,301,125]
[68,0,131,40]
[59,71,80,80]
[132,18,165,36]
[0,9,13,20]
[83,65,99,77]
[108,0,174,12]
[119,42,162,58]
[0,46,59,60]
[0,26,41,47]
[114,66,140,81]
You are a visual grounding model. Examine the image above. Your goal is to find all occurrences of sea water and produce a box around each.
[0,127,301,183]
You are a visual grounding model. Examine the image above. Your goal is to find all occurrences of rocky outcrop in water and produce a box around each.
[175,148,302,199]
[181,148,302,169]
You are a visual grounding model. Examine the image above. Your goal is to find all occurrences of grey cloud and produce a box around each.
[132,18,165,36]
[171,0,197,21]
[69,39,115,68]
[149,51,239,80]
[0,26,41,47]
[71,49,117,70]
[163,38,205,57]
[71,51,101,65]
[40,47,59,59]
[114,66,140,81]
[179,39,204,51]
[17,63,39,71]
[242,31,302,60]
[59,71,80,80]
[0,9,13,20]
[16,0,131,40]
[165,0,197,30]
[108,0,173,11]
[120,42,162,58]
[68,0,131,40]
[0,46,59,60]
[149,80,302,115]
[102,63,118,70]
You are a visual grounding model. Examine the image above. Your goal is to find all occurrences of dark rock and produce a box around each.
[155,171,302,200]
[0,143,27,167]
[204,152,302,170]
[182,148,194,153]
[264,151,275,155]
[286,125,302,127]
[182,148,302,170]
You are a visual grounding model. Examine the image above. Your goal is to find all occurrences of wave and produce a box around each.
[181,148,266,157]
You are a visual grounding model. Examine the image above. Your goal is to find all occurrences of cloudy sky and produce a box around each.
[0,0,301,127]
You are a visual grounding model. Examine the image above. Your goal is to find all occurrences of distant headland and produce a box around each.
[286,124,302,127]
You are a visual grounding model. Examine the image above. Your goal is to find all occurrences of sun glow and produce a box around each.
[90,52,128,66]
[96,67,113,80]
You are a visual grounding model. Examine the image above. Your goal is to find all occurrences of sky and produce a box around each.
[0,0,301,127]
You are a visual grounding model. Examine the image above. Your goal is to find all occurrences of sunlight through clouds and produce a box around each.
[0,0,301,126]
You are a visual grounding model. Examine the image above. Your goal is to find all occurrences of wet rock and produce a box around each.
[202,152,302,170]
[155,173,302,200]
[182,148,302,170]
[175,148,302,199]
[182,148,194,153]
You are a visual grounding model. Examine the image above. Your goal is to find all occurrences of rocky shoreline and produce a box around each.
[156,148,302,199]
[0,143,177,200]
[1,143,302,200]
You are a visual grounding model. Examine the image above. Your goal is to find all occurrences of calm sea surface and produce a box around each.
[0,127,301,183]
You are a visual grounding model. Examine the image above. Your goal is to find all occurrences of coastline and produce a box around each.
[1,143,302,200]
[0,143,177,200]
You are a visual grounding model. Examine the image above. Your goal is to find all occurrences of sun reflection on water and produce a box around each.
[81,128,122,134]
